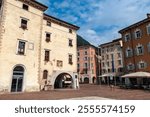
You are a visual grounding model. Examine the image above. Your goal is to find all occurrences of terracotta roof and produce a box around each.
[43,13,80,30]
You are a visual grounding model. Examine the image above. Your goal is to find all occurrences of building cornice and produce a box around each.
[99,38,122,47]
[119,17,150,33]
[18,0,48,11]
[43,14,80,30]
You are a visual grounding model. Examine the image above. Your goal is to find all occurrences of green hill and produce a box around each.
[77,35,91,47]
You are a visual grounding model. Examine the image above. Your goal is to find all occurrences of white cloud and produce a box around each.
[37,0,150,46]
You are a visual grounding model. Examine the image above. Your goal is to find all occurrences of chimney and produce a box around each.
[147,13,150,18]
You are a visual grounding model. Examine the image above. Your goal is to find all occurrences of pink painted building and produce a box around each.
[77,36,97,84]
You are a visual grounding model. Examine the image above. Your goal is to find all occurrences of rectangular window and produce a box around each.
[128,64,134,71]
[47,21,51,26]
[124,34,130,41]
[17,41,26,55]
[77,57,79,61]
[147,25,150,35]
[21,19,27,29]
[85,51,88,55]
[126,49,133,57]
[68,54,73,65]
[84,63,88,68]
[139,63,145,69]
[118,60,122,65]
[43,70,48,79]
[77,52,80,56]
[46,33,51,42]
[57,60,63,67]
[22,4,29,11]
[45,50,50,61]
[84,68,88,74]
[69,29,73,33]
[107,62,109,67]
[84,57,88,61]
[77,64,80,68]
[69,39,73,47]
[135,30,141,38]
[137,46,144,55]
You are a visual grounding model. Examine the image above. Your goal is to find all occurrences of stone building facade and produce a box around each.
[0,0,79,93]
[77,36,97,84]
[100,38,123,85]
[119,14,150,73]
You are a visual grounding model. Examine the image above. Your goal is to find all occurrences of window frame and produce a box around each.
[22,4,29,11]
[136,44,144,55]
[124,33,130,42]
[69,29,73,33]
[127,63,135,71]
[134,29,142,39]
[126,48,133,57]
[47,21,51,27]
[21,18,28,30]
[43,70,48,79]
[146,24,150,35]
[68,39,73,47]
[17,40,27,55]
[44,50,50,61]
[118,60,122,66]
[45,32,51,42]
[138,61,147,69]
[68,54,73,65]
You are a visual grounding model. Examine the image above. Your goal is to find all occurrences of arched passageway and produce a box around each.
[84,77,89,84]
[54,73,72,89]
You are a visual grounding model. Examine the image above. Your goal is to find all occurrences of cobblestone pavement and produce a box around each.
[0,84,150,100]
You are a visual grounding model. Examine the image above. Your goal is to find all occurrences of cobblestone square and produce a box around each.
[0,84,150,100]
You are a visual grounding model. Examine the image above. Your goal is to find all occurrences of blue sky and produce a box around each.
[37,0,150,46]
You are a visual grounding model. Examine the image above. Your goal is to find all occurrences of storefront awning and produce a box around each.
[100,73,116,77]
[121,72,150,78]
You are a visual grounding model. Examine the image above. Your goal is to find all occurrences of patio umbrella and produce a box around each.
[121,72,150,78]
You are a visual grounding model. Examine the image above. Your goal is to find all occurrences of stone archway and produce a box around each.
[54,73,73,89]
[84,77,89,84]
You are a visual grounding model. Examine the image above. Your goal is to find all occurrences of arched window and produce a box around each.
[11,66,24,92]
[43,70,48,79]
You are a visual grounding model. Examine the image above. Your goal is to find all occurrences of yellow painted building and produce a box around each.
[0,0,79,93]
